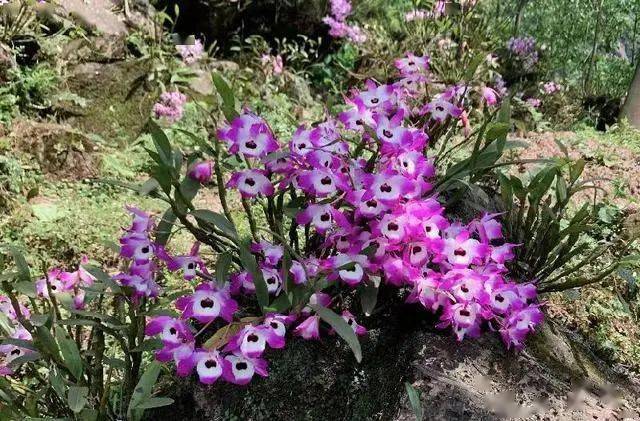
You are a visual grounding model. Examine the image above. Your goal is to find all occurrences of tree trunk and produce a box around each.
[620,60,640,128]
[583,0,604,96]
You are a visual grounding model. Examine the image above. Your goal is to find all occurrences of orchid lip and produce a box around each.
[200,298,215,308]
[454,248,466,256]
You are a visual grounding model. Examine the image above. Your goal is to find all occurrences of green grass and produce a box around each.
[571,120,640,153]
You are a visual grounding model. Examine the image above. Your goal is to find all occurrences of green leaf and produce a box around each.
[155,208,176,247]
[138,178,160,196]
[215,252,233,287]
[57,319,98,327]
[8,351,40,369]
[50,368,66,399]
[67,386,88,413]
[134,397,174,410]
[556,175,568,204]
[239,239,268,312]
[80,408,99,421]
[620,254,640,265]
[34,325,60,360]
[405,382,423,420]
[127,362,163,419]
[553,137,569,157]
[179,176,200,204]
[148,120,173,166]
[497,96,511,124]
[464,52,485,81]
[70,309,125,328]
[212,71,239,121]
[263,292,291,313]
[4,245,30,283]
[131,338,164,353]
[360,279,379,317]
[191,209,238,241]
[1,338,37,351]
[570,159,586,183]
[311,304,362,362]
[485,122,510,142]
[55,326,83,380]
[13,281,36,298]
[30,314,49,327]
[82,265,121,294]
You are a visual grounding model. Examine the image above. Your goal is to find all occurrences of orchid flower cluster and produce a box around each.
[34,256,96,310]
[506,36,539,71]
[113,206,162,299]
[542,81,561,95]
[153,91,187,123]
[260,54,284,76]
[322,0,367,44]
[526,97,541,108]
[136,51,544,387]
[0,295,33,376]
[176,38,205,65]
[0,257,96,376]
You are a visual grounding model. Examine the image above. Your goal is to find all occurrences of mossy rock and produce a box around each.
[147,298,640,421]
[62,60,155,143]
[8,119,97,180]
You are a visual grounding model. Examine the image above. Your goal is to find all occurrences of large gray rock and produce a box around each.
[57,0,127,35]
[148,300,640,420]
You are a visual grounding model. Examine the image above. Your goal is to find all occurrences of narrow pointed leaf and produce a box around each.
[311,304,362,362]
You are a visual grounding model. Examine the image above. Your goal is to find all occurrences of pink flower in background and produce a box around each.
[176,38,204,64]
[526,97,541,108]
[507,36,539,71]
[482,87,499,106]
[323,0,366,44]
[188,161,213,183]
[261,54,284,75]
[330,0,352,21]
[543,81,561,95]
[153,91,187,123]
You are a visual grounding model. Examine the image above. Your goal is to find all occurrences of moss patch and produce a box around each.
[63,60,156,143]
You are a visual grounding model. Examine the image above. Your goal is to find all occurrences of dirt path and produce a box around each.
[511,131,640,210]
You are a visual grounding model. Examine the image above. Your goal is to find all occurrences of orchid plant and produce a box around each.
[117,51,547,387]
[0,51,550,411]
